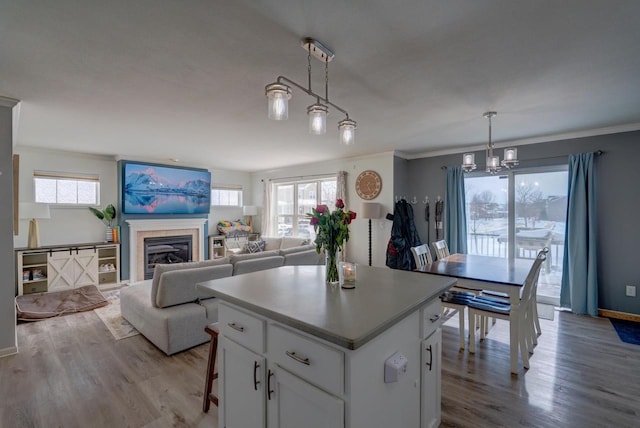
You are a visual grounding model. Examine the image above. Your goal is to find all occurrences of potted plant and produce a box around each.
[89,203,117,242]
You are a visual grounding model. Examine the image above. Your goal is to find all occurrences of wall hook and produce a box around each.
[423,196,429,204]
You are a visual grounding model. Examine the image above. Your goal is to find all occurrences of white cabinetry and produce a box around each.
[421,329,442,428]
[16,243,120,295]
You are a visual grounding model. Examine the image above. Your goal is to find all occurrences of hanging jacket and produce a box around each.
[386,200,422,270]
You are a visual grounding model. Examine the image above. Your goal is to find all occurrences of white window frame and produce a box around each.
[211,185,243,207]
[33,170,101,206]
[270,176,337,237]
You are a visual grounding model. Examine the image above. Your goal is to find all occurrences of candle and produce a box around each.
[340,262,356,289]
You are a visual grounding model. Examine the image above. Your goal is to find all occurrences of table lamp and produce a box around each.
[360,202,381,266]
[243,205,258,233]
[20,202,50,248]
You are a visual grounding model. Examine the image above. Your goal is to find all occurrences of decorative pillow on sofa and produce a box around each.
[245,239,266,253]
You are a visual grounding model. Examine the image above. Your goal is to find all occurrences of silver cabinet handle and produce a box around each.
[285,351,310,366]
[429,314,440,323]
[227,322,245,332]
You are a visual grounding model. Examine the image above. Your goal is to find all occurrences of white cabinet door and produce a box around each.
[221,338,266,428]
[48,249,99,291]
[421,328,442,428]
[268,366,344,428]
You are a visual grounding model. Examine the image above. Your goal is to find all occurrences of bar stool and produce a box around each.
[203,323,219,412]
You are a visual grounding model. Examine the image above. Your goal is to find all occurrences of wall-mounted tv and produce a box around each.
[122,162,211,214]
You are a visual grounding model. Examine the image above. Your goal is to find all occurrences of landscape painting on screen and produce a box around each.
[123,162,211,214]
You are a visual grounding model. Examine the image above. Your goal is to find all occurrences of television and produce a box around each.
[122,162,211,214]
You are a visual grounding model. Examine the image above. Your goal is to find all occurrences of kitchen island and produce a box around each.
[197,265,455,428]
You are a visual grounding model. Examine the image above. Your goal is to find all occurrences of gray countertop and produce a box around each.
[197,265,456,350]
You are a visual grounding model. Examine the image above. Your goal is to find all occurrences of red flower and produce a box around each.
[346,210,357,224]
[315,204,328,214]
[310,216,319,225]
[335,199,345,209]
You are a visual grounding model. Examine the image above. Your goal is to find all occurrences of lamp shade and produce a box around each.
[243,205,258,216]
[360,202,381,219]
[338,118,356,145]
[266,83,291,120]
[20,202,50,219]
[308,103,328,135]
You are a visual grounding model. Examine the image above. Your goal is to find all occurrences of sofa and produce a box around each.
[120,238,323,355]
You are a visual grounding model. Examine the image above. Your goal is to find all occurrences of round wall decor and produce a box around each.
[355,170,382,200]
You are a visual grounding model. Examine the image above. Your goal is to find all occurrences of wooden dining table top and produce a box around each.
[416,253,534,287]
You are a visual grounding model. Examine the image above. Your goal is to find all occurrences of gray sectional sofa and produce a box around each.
[120,239,323,355]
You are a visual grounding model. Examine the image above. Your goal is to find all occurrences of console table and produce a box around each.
[198,265,455,428]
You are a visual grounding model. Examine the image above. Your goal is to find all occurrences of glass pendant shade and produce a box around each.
[502,147,519,168]
[307,103,328,135]
[462,153,477,172]
[486,155,501,173]
[338,118,356,145]
[265,83,291,120]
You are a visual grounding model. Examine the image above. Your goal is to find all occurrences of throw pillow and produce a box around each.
[245,239,266,253]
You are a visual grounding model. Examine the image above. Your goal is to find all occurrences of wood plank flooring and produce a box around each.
[1,308,639,427]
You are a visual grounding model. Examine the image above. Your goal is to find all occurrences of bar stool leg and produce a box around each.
[203,323,219,412]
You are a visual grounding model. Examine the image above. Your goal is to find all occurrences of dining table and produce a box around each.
[416,253,534,374]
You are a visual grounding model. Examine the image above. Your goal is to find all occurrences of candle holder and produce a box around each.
[339,262,356,289]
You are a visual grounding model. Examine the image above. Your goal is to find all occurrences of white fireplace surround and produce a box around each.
[126,219,207,283]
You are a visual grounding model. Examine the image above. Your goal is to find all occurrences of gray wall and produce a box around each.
[0,101,17,356]
[404,131,640,315]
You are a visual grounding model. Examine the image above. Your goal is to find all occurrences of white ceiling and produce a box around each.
[2,1,640,172]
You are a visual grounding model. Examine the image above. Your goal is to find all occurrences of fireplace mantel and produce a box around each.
[126,219,207,282]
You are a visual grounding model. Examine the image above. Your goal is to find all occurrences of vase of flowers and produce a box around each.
[308,199,357,285]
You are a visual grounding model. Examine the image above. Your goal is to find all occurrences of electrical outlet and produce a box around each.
[626,285,636,297]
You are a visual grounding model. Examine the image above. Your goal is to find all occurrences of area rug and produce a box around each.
[537,303,555,321]
[94,289,139,340]
[609,318,640,346]
[16,284,108,321]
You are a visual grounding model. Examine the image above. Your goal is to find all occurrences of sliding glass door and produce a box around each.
[464,166,567,304]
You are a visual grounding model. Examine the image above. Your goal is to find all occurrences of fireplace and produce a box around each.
[126,219,207,282]
[143,235,193,279]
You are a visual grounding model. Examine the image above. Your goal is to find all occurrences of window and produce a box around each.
[211,186,243,207]
[464,166,568,305]
[34,171,100,205]
[271,177,336,239]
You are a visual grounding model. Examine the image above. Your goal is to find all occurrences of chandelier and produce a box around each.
[462,111,518,174]
[265,38,357,145]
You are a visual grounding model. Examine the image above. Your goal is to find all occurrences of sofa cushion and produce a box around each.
[261,237,282,251]
[151,258,229,306]
[280,237,310,249]
[229,250,280,264]
[279,244,316,256]
[283,249,325,266]
[154,264,233,308]
[233,256,285,276]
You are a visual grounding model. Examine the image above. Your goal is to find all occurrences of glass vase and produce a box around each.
[325,251,339,286]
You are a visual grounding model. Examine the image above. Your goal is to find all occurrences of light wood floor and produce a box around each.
[1,309,639,427]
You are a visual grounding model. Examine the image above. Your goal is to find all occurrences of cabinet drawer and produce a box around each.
[219,303,265,353]
[268,324,344,396]
[421,298,441,339]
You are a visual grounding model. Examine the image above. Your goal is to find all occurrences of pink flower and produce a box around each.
[310,216,319,225]
[315,204,328,214]
[335,199,345,209]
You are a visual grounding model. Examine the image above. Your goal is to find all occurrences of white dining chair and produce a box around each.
[431,240,450,260]
[467,250,547,371]
[412,244,469,350]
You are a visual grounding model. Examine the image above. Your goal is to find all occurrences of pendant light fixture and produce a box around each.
[462,111,519,174]
[265,37,357,145]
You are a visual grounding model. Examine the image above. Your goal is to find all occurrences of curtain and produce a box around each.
[336,170,347,260]
[261,180,272,236]
[560,153,598,316]
[444,166,467,253]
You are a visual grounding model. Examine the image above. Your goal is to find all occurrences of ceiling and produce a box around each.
[2,1,640,172]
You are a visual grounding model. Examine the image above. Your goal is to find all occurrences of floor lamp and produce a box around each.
[360,202,381,266]
[19,202,50,248]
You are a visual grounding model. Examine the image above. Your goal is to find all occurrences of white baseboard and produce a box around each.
[0,345,18,358]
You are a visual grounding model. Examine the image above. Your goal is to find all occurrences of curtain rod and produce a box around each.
[441,149,604,169]
[261,172,335,182]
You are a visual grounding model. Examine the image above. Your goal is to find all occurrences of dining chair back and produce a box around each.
[431,240,450,260]
[468,250,547,372]
[410,244,433,269]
